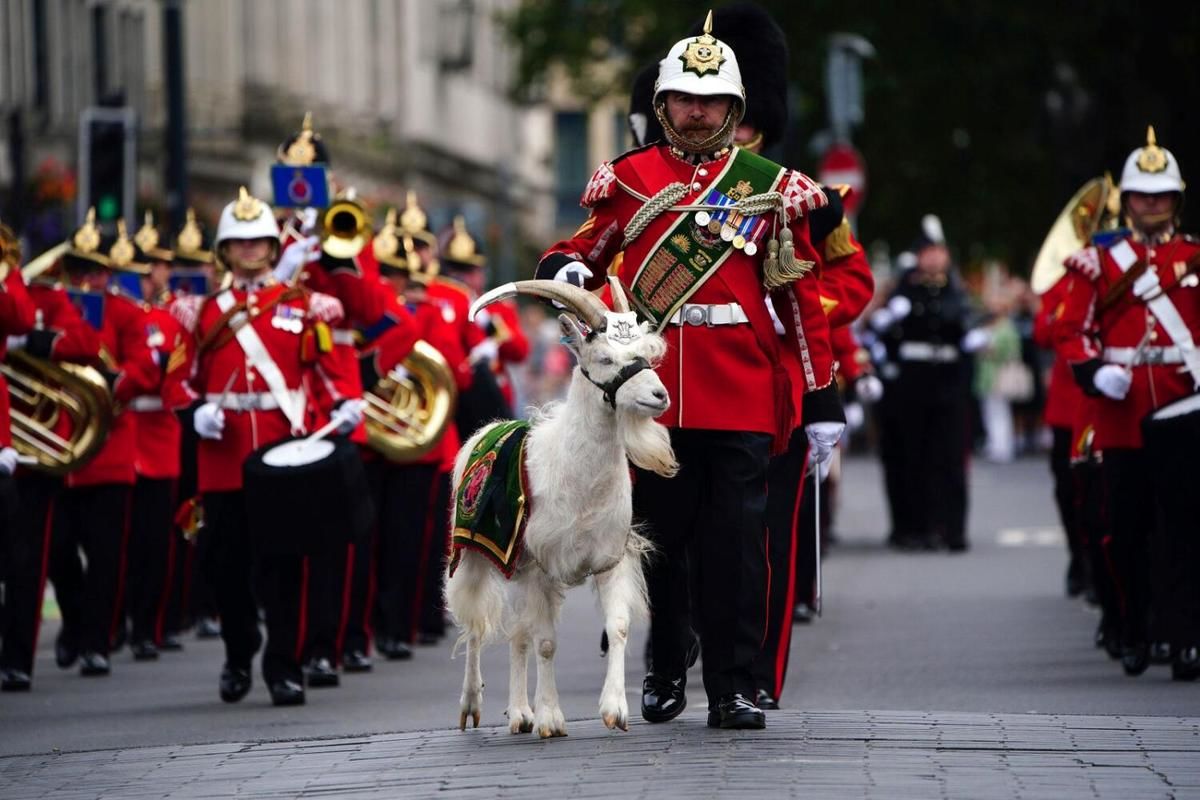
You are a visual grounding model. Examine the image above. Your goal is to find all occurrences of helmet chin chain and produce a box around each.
[654,100,742,155]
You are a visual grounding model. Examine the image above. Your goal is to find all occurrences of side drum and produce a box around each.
[242,435,373,554]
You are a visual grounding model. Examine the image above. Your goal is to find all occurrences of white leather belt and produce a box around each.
[130,396,164,412]
[666,303,749,327]
[331,329,356,346]
[898,342,959,363]
[1152,392,1200,421]
[206,390,303,412]
[1104,346,1183,366]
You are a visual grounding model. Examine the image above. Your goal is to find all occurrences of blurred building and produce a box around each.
[0,0,631,282]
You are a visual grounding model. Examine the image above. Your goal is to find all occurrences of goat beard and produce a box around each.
[620,414,678,478]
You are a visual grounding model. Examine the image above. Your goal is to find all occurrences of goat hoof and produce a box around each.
[459,712,468,731]
[602,711,628,731]
[472,710,480,728]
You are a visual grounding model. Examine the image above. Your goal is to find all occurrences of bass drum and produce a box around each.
[242,434,373,555]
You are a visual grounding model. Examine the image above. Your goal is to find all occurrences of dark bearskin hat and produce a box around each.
[628,62,665,147]
[687,2,789,150]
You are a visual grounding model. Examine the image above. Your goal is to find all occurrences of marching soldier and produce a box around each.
[1056,128,1200,680]
[121,213,195,660]
[182,187,362,706]
[48,214,164,676]
[538,12,844,729]
[869,216,987,551]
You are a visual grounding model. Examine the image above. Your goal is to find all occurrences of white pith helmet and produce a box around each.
[653,10,745,107]
[215,186,281,247]
[1120,126,1185,195]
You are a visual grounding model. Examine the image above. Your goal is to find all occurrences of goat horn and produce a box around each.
[607,276,631,314]
[470,279,609,330]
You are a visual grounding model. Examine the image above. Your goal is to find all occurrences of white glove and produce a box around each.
[868,307,895,331]
[888,295,912,320]
[307,292,345,323]
[6,335,27,351]
[844,402,865,432]
[0,446,18,476]
[388,364,412,383]
[553,260,593,287]
[275,235,321,283]
[1132,270,1161,300]
[961,327,992,353]
[855,374,884,403]
[469,338,500,365]
[194,402,226,440]
[805,421,845,468]
[332,398,367,434]
[300,207,319,235]
[1094,364,1132,400]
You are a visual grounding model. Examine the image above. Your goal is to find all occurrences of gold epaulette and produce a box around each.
[823,218,859,261]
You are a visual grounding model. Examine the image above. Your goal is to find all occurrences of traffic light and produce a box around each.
[78,107,136,226]
[88,119,126,222]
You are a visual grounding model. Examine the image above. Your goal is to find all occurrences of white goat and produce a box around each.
[446,277,677,738]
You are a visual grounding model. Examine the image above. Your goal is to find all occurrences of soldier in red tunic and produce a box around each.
[537,14,843,729]
[48,214,164,678]
[183,187,361,706]
[1056,128,1200,680]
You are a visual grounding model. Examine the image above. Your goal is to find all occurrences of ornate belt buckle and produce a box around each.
[684,305,708,326]
[1144,348,1163,365]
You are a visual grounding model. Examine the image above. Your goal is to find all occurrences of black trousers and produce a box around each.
[1102,448,1156,645]
[127,477,177,644]
[636,428,772,703]
[877,384,910,541]
[0,474,59,674]
[752,427,809,699]
[893,366,969,544]
[418,472,452,638]
[1075,460,1119,623]
[49,484,131,656]
[1143,409,1200,648]
[304,542,352,664]
[203,490,307,684]
[1049,427,1084,569]
[341,533,374,655]
[372,461,438,644]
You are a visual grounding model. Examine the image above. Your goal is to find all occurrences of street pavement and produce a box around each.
[2,454,1199,798]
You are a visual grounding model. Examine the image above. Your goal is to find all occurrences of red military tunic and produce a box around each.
[188,276,354,493]
[1033,274,1084,431]
[0,266,37,447]
[476,299,530,409]
[1056,232,1200,450]
[132,300,195,479]
[541,144,837,446]
[403,299,470,470]
[68,289,163,487]
[428,277,484,388]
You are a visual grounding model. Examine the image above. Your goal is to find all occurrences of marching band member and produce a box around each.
[538,12,843,729]
[1056,128,1200,680]
[184,187,360,706]
[48,214,164,677]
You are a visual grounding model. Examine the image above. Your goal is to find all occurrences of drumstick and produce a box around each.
[303,417,342,445]
[213,370,239,407]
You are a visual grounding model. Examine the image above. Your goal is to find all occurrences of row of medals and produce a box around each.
[693,209,760,256]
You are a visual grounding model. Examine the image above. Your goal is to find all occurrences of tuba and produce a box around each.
[364,340,457,463]
[1031,174,1121,295]
[320,194,371,259]
[1,349,113,475]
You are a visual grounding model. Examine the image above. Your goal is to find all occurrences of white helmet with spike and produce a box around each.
[1120,126,1185,195]
[654,10,745,106]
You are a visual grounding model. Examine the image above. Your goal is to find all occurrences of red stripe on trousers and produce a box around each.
[772,452,809,699]
[334,543,355,663]
[154,522,178,644]
[30,499,56,667]
[108,491,134,646]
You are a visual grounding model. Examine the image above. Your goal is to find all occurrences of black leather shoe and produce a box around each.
[303,657,340,688]
[378,638,413,661]
[1172,646,1200,682]
[1,669,32,691]
[417,631,441,646]
[159,633,184,652]
[342,650,373,673]
[131,640,159,661]
[754,689,780,710]
[706,693,766,729]
[641,673,687,723]
[793,603,815,624]
[55,631,79,669]
[219,665,252,703]
[195,617,221,639]
[1150,641,1174,665]
[269,679,306,706]
[79,652,111,676]
[1121,642,1150,676]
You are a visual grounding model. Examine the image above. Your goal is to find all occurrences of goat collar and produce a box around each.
[580,356,652,410]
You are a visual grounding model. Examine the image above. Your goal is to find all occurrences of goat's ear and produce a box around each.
[557,313,586,355]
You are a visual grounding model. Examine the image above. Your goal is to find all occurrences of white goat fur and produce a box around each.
[445,313,677,737]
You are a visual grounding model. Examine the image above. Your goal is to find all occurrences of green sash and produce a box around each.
[449,420,531,579]
[629,148,786,330]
